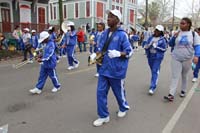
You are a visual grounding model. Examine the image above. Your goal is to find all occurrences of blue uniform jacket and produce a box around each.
[97,27,133,79]
[30,35,39,49]
[145,35,167,59]
[63,31,77,46]
[131,34,140,42]
[41,40,57,69]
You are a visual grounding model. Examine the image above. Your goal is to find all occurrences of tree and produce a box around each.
[157,0,172,23]
[148,1,160,26]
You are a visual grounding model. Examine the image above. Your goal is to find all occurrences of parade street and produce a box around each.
[0,48,200,133]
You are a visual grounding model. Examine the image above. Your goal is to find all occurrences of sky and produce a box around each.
[138,0,200,18]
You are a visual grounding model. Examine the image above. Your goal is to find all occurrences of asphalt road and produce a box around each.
[0,48,200,133]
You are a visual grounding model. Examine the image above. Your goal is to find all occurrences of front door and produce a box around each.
[38,7,45,32]
[1,8,11,32]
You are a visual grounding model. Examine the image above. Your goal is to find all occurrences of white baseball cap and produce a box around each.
[38,31,49,43]
[106,9,122,21]
[155,25,164,32]
[31,30,36,33]
[67,21,75,26]
[48,26,53,31]
[24,28,30,32]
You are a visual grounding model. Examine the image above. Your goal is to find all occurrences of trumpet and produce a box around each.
[88,52,104,66]
[12,48,43,69]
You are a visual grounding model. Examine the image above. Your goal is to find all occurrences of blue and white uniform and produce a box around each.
[64,30,79,67]
[145,35,167,91]
[96,27,133,118]
[35,39,61,90]
[31,34,39,49]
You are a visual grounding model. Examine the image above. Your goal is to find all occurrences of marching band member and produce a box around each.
[29,31,61,94]
[144,25,167,95]
[48,26,60,63]
[62,21,80,70]
[30,30,39,49]
[93,9,133,127]
[22,28,33,63]
[94,22,105,77]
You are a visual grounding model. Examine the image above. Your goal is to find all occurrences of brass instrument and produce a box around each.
[88,52,104,66]
[12,48,43,69]
[61,20,74,33]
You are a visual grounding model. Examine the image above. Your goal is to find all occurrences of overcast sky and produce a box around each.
[138,0,200,18]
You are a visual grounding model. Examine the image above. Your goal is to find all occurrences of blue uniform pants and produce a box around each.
[148,58,162,90]
[97,75,130,118]
[66,45,78,66]
[193,57,200,78]
[36,65,61,90]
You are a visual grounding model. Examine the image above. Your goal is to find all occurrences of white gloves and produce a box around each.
[108,50,121,58]
[152,42,157,48]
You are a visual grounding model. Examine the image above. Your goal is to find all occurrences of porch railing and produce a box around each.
[0,22,59,34]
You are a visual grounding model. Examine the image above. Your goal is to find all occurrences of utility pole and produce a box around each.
[58,0,63,30]
[145,0,148,27]
[172,0,175,30]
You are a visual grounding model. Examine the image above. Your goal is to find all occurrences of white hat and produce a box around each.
[67,21,75,26]
[106,9,122,21]
[31,30,36,33]
[24,28,30,32]
[38,31,49,43]
[155,25,164,32]
[48,26,53,31]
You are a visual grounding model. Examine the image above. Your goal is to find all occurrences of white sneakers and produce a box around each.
[29,87,61,94]
[94,73,99,77]
[51,87,61,93]
[192,78,197,82]
[28,60,33,64]
[67,66,74,70]
[29,88,42,94]
[93,116,110,127]
[93,110,127,127]
[67,61,80,70]
[74,61,80,68]
[117,110,127,118]
[148,89,154,95]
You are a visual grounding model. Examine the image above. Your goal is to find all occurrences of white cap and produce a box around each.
[106,9,122,21]
[48,26,53,31]
[67,21,75,26]
[155,25,164,32]
[38,31,49,43]
[31,30,36,33]
[24,28,30,32]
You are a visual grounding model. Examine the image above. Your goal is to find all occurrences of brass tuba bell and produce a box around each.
[61,21,75,33]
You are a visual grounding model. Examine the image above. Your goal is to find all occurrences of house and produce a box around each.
[48,0,138,31]
[0,0,50,34]
[162,16,181,31]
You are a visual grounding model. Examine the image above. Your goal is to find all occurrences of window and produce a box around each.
[112,5,115,10]
[129,9,134,24]
[120,7,122,14]
[54,6,56,19]
[116,0,119,3]
[50,3,53,20]
[63,5,67,19]
[75,3,79,18]
[96,2,103,19]
[116,6,119,10]
[120,0,123,3]
[86,1,90,17]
